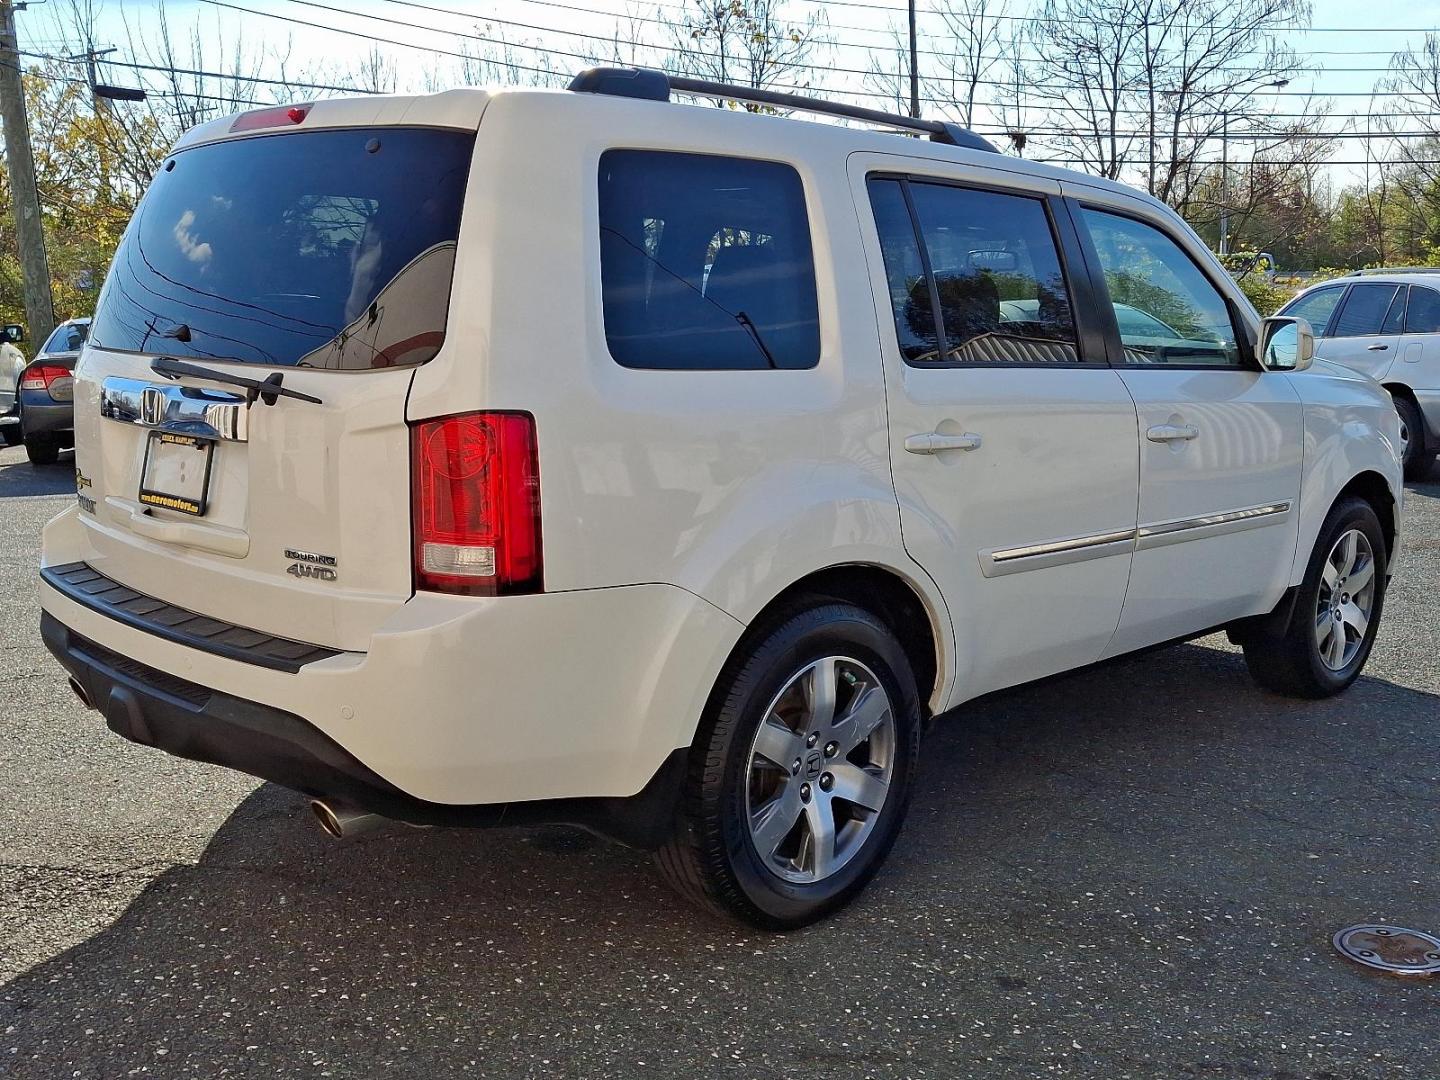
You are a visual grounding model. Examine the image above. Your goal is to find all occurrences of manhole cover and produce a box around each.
[1333,925,1440,976]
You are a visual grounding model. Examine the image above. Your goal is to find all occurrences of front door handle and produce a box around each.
[1146,423,1199,443]
[904,431,982,455]
[1367,343,1390,351]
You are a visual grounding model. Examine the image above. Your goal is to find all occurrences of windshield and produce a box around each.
[91,126,473,369]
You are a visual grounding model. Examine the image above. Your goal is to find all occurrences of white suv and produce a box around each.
[1279,269,1440,479]
[39,69,1403,929]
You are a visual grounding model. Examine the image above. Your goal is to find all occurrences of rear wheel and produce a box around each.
[24,433,60,466]
[656,602,921,929]
[1241,497,1387,698]
[1393,393,1432,481]
[1,425,19,448]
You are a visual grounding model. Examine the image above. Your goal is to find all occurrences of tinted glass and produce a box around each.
[598,150,819,370]
[1331,283,1402,338]
[1081,210,1240,367]
[867,179,941,363]
[1406,286,1440,334]
[1281,285,1345,336]
[905,182,1078,364]
[42,321,88,354]
[91,128,473,369]
[1382,286,1408,333]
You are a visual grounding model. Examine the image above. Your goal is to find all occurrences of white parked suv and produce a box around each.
[1279,269,1440,479]
[39,69,1403,929]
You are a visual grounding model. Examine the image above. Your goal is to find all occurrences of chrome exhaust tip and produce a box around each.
[67,676,92,710]
[310,798,385,840]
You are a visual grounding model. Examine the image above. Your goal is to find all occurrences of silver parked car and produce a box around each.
[1279,269,1440,479]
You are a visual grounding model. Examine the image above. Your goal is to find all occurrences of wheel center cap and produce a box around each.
[803,750,823,779]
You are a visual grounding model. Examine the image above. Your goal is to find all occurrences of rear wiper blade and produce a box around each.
[150,356,322,407]
[734,310,778,369]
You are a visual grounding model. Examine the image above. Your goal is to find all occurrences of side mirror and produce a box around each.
[1259,315,1314,372]
[2,323,24,344]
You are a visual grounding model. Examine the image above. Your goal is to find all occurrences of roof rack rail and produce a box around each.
[568,66,999,154]
[1354,267,1440,275]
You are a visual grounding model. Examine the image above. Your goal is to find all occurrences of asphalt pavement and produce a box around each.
[2,439,1437,1078]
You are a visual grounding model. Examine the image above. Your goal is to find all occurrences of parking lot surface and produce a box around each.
[2,440,1437,1078]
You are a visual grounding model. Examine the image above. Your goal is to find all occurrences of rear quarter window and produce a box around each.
[597,150,820,370]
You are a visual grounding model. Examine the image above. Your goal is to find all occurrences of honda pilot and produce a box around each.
[39,69,1404,929]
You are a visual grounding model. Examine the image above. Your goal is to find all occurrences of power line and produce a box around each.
[245,0,1440,101]
[19,48,383,95]
[196,0,571,79]
[375,0,1413,70]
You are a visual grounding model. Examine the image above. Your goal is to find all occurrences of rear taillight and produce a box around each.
[21,365,72,399]
[411,412,542,596]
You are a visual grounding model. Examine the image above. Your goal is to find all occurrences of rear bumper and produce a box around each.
[18,396,72,437]
[40,506,743,809]
[42,612,687,847]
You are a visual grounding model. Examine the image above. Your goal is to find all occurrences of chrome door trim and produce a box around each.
[981,528,1135,578]
[980,500,1292,576]
[1135,501,1292,551]
[101,377,248,442]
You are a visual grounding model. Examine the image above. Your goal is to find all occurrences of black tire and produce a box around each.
[0,425,19,448]
[1393,393,1433,481]
[1241,496,1387,698]
[24,434,60,466]
[655,601,922,930]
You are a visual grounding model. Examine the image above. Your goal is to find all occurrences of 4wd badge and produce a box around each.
[285,547,338,582]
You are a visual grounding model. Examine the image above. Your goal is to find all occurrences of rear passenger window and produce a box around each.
[1405,287,1440,334]
[1331,283,1403,338]
[870,178,1079,365]
[597,150,820,370]
[867,179,942,363]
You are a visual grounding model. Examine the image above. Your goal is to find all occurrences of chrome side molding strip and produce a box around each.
[1134,501,1292,550]
[101,377,249,442]
[982,529,1135,578]
[980,501,1293,577]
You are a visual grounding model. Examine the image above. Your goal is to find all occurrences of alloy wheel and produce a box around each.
[743,656,896,884]
[1315,528,1377,671]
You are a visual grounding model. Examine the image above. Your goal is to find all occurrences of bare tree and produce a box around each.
[666,0,828,103]
[1029,0,1308,202]
[929,0,1007,127]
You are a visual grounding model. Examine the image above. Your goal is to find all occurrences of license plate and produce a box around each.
[139,431,215,516]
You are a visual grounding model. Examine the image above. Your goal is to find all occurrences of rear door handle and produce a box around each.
[1146,423,1199,443]
[1367,343,1390,351]
[904,431,982,454]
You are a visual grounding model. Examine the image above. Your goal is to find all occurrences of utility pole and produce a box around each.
[73,45,118,117]
[907,0,919,119]
[1219,109,1229,256]
[0,0,55,350]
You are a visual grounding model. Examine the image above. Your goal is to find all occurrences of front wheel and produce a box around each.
[1241,497,1387,698]
[655,602,921,929]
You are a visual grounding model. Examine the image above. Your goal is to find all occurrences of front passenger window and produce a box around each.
[1081,209,1242,367]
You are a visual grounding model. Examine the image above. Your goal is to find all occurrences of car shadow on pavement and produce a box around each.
[3,639,1438,1078]
[0,450,74,498]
